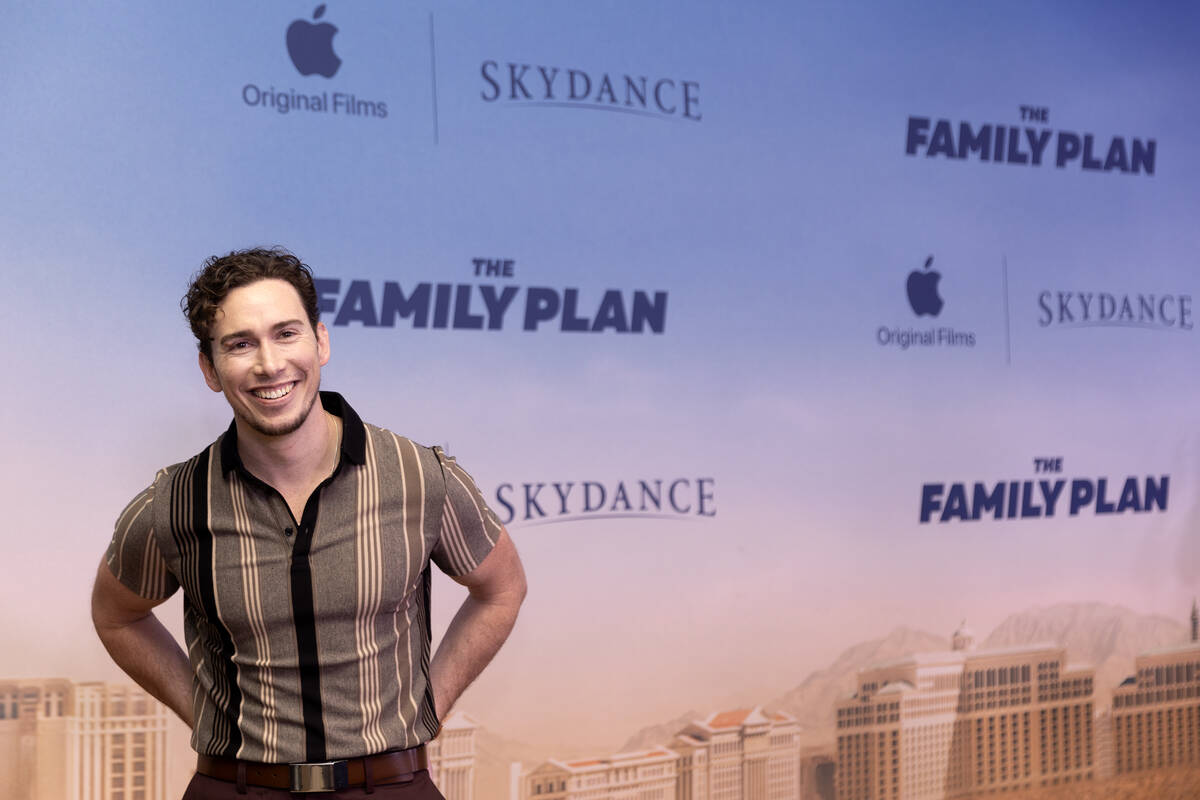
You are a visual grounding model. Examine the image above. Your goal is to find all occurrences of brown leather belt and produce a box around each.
[197,746,428,792]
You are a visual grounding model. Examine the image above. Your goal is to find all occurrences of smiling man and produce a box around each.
[91,248,526,799]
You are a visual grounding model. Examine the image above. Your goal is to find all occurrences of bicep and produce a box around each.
[91,558,169,628]
[450,528,527,602]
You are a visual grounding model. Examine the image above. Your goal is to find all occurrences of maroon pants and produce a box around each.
[181,770,445,799]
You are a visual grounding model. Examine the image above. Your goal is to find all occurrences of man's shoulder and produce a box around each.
[146,438,226,492]
[360,420,442,463]
[114,440,218,529]
[359,422,481,491]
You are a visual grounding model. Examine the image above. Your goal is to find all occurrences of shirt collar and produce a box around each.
[220,391,366,476]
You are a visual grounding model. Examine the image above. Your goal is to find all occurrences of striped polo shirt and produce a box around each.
[106,392,501,763]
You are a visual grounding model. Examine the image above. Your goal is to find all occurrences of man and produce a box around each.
[92,248,526,798]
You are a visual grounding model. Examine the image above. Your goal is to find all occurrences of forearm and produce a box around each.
[92,562,195,727]
[429,591,522,718]
[94,611,195,726]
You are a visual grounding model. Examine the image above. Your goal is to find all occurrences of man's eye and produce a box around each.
[280,330,297,339]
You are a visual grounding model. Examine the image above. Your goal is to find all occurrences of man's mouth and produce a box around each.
[251,382,295,400]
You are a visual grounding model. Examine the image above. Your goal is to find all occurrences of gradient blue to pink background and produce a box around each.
[3,0,1199,755]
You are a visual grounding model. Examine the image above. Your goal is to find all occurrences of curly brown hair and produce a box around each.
[182,247,320,359]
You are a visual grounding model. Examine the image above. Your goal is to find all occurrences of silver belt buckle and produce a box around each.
[289,760,349,792]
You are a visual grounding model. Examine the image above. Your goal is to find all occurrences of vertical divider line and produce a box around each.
[429,12,439,145]
[1002,255,1012,366]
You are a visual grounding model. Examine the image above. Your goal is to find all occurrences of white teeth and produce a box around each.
[253,383,294,400]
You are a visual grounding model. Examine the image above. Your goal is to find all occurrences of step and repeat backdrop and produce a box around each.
[3,2,1200,799]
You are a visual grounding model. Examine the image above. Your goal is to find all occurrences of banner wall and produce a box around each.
[3,3,1199,799]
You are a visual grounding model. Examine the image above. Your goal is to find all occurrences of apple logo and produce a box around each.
[906,255,943,317]
[287,5,341,78]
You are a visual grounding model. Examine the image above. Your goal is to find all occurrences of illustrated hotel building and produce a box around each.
[0,679,169,800]
[520,746,678,800]
[1111,601,1200,775]
[428,711,479,800]
[835,624,1095,799]
[517,707,801,800]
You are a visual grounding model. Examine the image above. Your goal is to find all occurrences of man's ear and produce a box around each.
[316,321,331,367]
[199,351,223,393]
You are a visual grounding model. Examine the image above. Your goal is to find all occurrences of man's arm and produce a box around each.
[429,527,527,719]
[91,559,194,727]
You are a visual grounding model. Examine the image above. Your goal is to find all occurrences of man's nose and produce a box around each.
[255,341,283,374]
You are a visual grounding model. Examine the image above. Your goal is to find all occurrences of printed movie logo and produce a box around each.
[905,105,1156,176]
[1038,290,1193,331]
[481,61,701,121]
[240,5,388,118]
[919,457,1169,524]
[288,5,341,78]
[907,255,942,316]
[877,254,976,349]
[494,477,716,526]
[316,257,668,334]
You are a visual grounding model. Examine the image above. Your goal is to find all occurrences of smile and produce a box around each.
[251,382,296,400]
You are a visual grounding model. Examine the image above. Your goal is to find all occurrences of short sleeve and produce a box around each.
[105,478,180,601]
[430,447,503,577]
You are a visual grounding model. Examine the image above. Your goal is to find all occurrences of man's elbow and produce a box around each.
[506,537,529,608]
[91,563,117,631]
[472,530,528,610]
[91,559,152,633]
[490,559,527,615]
[511,563,529,609]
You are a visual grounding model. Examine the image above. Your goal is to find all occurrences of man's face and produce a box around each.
[198,278,330,439]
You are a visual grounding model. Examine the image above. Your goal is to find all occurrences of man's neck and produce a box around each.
[234,407,341,493]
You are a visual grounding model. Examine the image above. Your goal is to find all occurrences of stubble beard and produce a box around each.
[239,382,321,438]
